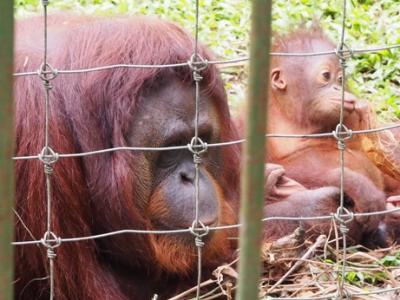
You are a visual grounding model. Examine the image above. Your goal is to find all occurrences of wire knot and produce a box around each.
[41,231,61,250]
[189,220,210,241]
[339,223,349,235]
[195,236,205,248]
[193,71,203,82]
[37,62,58,82]
[335,42,354,63]
[337,140,346,151]
[188,137,208,156]
[332,124,352,151]
[47,248,57,259]
[38,146,59,166]
[193,154,202,164]
[44,164,54,175]
[188,53,208,73]
[43,80,53,91]
[333,206,354,236]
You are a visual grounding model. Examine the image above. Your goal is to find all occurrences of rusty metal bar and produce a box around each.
[0,0,14,299]
[236,0,272,299]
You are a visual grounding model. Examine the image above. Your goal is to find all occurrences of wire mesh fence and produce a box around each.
[11,0,400,299]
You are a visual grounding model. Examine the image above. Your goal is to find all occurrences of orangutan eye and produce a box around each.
[322,71,331,81]
[337,75,343,85]
[158,149,183,169]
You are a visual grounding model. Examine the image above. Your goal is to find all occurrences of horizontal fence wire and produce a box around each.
[12,206,400,246]
[12,123,400,160]
[12,44,400,77]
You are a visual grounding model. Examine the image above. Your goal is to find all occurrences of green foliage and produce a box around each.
[345,270,387,286]
[15,0,400,120]
[380,250,400,267]
[342,250,400,286]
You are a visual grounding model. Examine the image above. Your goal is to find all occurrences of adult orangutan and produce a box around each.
[14,16,241,299]
[265,25,400,245]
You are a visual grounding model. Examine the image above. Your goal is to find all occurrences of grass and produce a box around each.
[14,0,400,119]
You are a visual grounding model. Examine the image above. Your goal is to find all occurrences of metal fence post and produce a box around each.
[236,0,272,299]
[0,0,14,299]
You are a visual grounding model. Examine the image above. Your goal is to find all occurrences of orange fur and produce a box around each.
[147,174,237,275]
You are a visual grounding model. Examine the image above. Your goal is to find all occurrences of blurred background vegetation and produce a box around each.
[15,0,400,121]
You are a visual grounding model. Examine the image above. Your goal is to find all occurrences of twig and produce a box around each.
[267,235,327,294]
[167,279,215,300]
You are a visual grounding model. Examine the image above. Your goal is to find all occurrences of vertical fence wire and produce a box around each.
[190,1,206,299]
[336,0,350,298]
[0,0,14,299]
[193,0,201,225]
[38,1,59,299]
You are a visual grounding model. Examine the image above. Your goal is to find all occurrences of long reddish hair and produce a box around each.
[14,16,240,299]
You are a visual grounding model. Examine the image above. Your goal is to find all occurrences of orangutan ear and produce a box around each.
[270,68,287,91]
